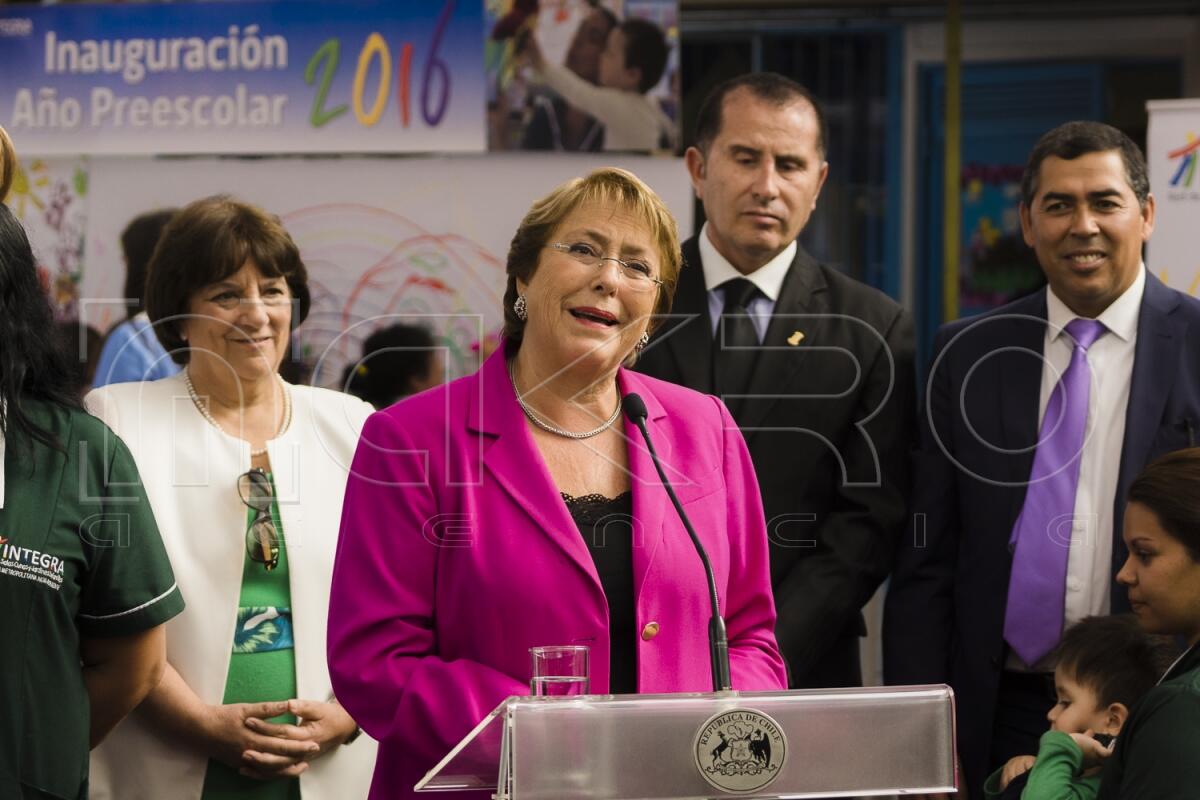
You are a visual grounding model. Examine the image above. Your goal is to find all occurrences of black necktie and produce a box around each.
[714,278,761,412]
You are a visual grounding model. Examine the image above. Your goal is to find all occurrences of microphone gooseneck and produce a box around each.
[622,393,732,692]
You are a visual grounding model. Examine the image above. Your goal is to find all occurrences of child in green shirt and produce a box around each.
[986,615,1175,799]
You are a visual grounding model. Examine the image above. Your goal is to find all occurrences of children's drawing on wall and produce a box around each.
[282,204,504,388]
[486,0,679,153]
[959,161,1044,316]
[7,156,88,317]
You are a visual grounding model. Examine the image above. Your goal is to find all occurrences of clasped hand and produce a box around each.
[1069,730,1116,770]
[205,699,357,780]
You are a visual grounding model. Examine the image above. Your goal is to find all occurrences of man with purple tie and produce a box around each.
[884,121,1200,796]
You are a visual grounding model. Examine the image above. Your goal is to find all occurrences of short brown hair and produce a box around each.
[145,195,310,365]
[502,167,680,351]
[694,72,828,158]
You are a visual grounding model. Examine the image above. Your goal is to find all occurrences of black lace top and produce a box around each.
[561,490,636,694]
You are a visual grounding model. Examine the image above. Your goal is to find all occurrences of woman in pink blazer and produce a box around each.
[328,168,786,799]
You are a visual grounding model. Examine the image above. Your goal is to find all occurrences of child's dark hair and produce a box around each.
[619,19,668,94]
[340,323,437,409]
[1055,615,1177,709]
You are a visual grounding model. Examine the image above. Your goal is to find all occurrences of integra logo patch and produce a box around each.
[0,537,66,591]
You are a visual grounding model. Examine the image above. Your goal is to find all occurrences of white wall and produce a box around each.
[69,153,693,383]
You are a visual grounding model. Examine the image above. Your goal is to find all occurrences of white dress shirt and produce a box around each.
[1008,265,1144,671]
[700,222,796,342]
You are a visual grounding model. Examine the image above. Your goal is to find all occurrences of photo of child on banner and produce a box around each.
[486,0,679,153]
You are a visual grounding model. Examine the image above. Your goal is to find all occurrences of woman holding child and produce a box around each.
[984,616,1171,799]
[1094,447,1200,798]
[986,448,1200,799]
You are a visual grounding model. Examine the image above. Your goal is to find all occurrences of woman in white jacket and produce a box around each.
[87,195,376,800]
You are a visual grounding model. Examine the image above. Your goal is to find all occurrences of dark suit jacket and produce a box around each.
[883,272,1200,794]
[637,235,916,687]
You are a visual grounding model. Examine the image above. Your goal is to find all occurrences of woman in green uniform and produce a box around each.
[0,126,184,800]
[1069,447,1200,799]
[86,196,377,800]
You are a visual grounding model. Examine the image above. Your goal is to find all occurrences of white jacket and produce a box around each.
[86,374,377,800]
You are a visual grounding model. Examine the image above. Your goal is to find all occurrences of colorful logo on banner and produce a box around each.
[1168,134,1199,189]
[0,0,485,155]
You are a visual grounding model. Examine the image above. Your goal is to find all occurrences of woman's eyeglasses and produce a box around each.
[549,241,663,293]
[238,468,279,571]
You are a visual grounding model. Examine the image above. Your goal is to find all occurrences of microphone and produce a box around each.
[622,393,732,692]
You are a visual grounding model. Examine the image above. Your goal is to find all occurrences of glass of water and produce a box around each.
[529,645,589,697]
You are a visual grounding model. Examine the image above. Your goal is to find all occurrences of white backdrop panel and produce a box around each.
[1147,99,1200,297]
[81,154,693,384]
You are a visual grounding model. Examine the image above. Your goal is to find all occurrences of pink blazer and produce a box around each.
[328,348,786,799]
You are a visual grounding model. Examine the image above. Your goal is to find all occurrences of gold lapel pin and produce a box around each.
[787,330,805,346]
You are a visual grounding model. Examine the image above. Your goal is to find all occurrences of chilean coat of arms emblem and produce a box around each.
[693,708,788,793]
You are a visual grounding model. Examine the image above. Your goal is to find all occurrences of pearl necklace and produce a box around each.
[508,358,621,440]
[184,370,292,457]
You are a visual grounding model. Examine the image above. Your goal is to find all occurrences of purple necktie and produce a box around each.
[1003,317,1107,666]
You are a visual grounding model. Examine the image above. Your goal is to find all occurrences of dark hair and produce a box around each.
[618,18,668,94]
[591,2,617,29]
[1128,447,1200,562]
[0,202,80,450]
[1020,121,1150,209]
[120,209,177,319]
[1055,615,1177,710]
[55,320,102,401]
[144,195,310,365]
[693,72,828,157]
[341,324,437,409]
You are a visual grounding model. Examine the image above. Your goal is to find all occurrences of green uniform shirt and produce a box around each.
[0,401,184,800]
[1098,643,1200,800]
[1024,731,1100,800]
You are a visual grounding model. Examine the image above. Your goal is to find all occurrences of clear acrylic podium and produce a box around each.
[416,685,956,798]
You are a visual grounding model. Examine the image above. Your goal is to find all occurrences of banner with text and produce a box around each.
[0,0,484,155]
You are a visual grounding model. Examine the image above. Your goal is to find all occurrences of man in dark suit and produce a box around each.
[884,120,1200,796]
[637,73,915,688]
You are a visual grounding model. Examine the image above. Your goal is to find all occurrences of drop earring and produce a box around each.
[514,294,528,321]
